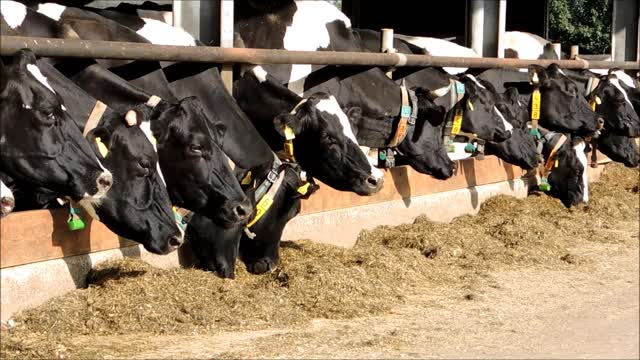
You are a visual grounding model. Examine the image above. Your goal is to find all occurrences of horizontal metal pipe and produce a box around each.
[1,35,639,70]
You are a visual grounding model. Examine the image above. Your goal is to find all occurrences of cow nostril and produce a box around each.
[169,235,183,247]
[97,173,113,190]
[1,197,15,212]
[366,176,379,187]
[597,117,605,126]
[234,204,249,218]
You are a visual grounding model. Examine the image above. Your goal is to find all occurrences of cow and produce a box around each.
[0,177,15,217]
[4,2,254,227]
[537,128,590,208]
[0,48,113,208]
[187,162,319,277]
[37,59,184,254]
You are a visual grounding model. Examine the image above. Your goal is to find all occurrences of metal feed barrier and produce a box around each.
[1,36,639,70]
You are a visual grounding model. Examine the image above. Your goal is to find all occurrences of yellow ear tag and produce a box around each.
[467,100,474,111]
[150,135,157,147]
[595,96,601,105]
[95,137,109,158]
[284,125,296,140]
[451,109,464,135]
[241,171,253,186]
[531,90,541,120]
[297,182,311,195]
[554,159,559,168]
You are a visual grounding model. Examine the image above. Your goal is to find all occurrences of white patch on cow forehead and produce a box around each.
[612,71,636,88]
[1,0,27,29]
[315,96,383,180]
[288,64,311,96]
[251,66,268,83]
[609,77,633,106]
[463,74,486,89]
[139,121,167,186]
[573,141,589,204]
[36,2,66,21]
[26,64,57,94]
[494,107,513,132]
[137,17,196,46]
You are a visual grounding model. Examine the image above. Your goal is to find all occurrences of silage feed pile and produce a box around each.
[2,164,638,359]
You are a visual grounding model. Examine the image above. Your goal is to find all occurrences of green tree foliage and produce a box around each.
[548,0,612,54]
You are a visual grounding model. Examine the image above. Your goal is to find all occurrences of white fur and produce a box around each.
[26,64,56,94]
[283,1,351,89]
[573,141,589,204]
[494,107,513,133]
[611,70,636,88]
[395,34,480,75]
[251,66,268,83]
[36,3,65,21]
[315,96,384,180]
[0,0,27,29]
[430,86,451,98]
[139,121,167,186]
[447,143,473,161]
[609,77,633,106]
[136,17,196,46]
[503,31,549,72]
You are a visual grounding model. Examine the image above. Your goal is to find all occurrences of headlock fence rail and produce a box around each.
[1,36,639,70]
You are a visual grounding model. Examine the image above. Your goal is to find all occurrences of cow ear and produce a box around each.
[273,97,319,137]
[346,106,362,135]
[14,49,37,71]
[213,122,226,143]
[86,127,112,159]
[504,87,520,104]
[528,65,548,84]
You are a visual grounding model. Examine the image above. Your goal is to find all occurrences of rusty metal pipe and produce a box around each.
[1,36,638,70]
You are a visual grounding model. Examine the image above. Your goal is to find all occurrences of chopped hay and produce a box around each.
[2,164,638,359]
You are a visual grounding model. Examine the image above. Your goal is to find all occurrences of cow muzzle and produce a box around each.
[91,171,113,199]
[1,195,15,218]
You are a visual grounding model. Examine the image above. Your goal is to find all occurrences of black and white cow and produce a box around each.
[3,3,254,227]
[37,59,184,254]
[0,48,113,206]
[538,128,590,208]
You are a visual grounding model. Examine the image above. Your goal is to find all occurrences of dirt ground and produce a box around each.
[49,236,638,359]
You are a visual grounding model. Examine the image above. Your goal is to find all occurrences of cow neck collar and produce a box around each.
[537,131,568,190]
[370,83,419,168]
[442,79,487,159]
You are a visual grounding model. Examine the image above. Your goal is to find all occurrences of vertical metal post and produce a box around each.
[552,43,562,59]
[611,0,639,62]
[570,45,579,60]
[173,1,200,39]
[219,0,234,94]
[381,28,395,78]
[469,0,485,56]
[496,0,507,58]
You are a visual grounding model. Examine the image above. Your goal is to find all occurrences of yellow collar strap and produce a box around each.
[544,134,567,171]
[388,84,416,148]
[245,167,285,230]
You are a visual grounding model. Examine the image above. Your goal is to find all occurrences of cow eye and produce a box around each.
[139,159,151,169]
[189,144,203,155]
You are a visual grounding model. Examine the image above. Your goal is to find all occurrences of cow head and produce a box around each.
[591,72,640,137]
[240,165,319,275]
[186,213,242,279]
[128,97,252,228]
[0,49,112,202]
[85,107,183,255]
[528,64,601,136]
[596,131,639,168]
[541,132,588,208]
[392,90,455,179]
[273,93,383,195]
[484,85,538,170]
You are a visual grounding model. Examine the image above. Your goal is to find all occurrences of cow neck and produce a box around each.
[366,84,419,168]
[441,79,488,159]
